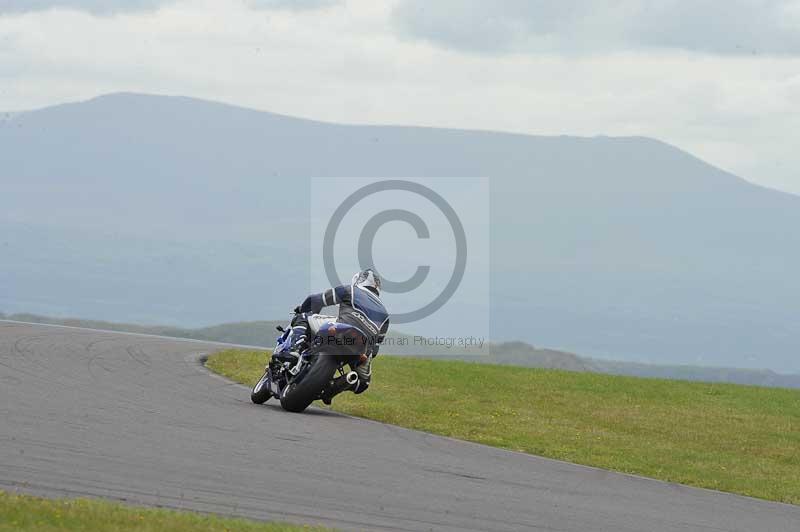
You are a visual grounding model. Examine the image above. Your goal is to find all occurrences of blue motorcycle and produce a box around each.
[250,312,368,412]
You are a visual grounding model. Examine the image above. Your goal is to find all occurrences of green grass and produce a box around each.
[0,491,330,532]
[207,350,800,505]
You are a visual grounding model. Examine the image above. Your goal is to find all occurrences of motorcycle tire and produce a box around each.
[280,353,338,413]
[251,369,273,404]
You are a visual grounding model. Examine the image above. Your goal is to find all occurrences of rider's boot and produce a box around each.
[320,374,354,406]
[320,355,372,405]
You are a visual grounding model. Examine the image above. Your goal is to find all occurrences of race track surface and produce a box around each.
[1,321,798,531]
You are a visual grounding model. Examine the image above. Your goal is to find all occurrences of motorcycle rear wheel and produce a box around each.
[280,354,338,413]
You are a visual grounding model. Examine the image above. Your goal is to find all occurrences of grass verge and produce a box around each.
[207,349,800,505]
[0,490,330,532]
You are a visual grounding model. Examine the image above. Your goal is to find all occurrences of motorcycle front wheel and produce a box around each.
[250,368,273,404]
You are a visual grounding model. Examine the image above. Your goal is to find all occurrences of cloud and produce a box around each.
[1,0,799,196]
[392,0,800,56]
[0,0,171,15]
[246,0,340,10]
[0,0,340,16]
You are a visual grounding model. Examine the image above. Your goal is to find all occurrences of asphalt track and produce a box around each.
[1,321,798,531]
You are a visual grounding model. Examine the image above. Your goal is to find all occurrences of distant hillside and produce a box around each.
[591,359,800,390]
[0,312,282,346]
[3,93,800,371]
[4,313,799,389]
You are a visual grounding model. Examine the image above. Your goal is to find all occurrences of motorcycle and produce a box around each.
[250,312,369,412]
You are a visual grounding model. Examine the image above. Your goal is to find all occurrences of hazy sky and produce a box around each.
[2,0,799,194]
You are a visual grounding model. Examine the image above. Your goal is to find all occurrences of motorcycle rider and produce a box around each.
[284,269,389,405]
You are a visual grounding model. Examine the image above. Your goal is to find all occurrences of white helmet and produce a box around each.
[352,269,381,296]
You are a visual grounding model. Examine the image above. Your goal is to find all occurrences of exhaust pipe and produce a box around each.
[345,371,359,385]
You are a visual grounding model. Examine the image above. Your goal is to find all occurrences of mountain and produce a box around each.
[2,93,799,372]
